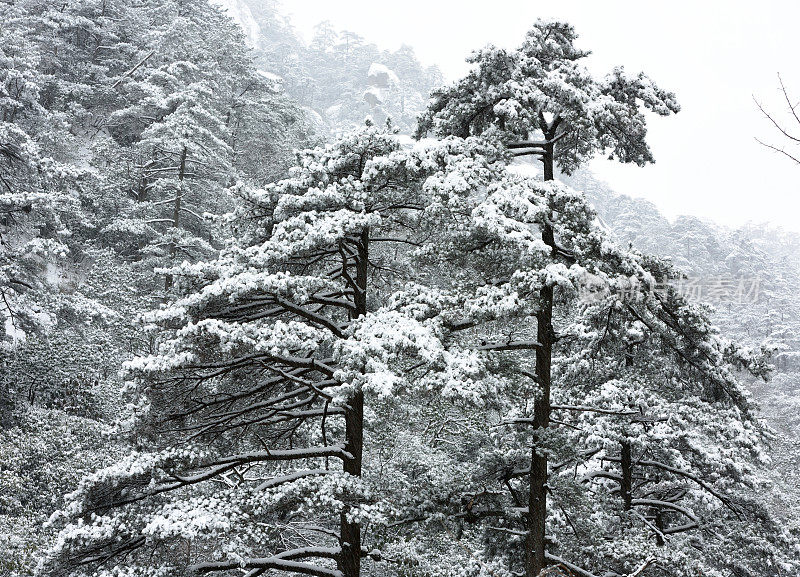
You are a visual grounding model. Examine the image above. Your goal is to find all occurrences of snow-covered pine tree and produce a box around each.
[7,0,145,133]
[224,73,309,185]
[1,4,61,342]
[38,124,512,577]
[545,267,796,577]
[355,154,792,576]
[416,19,680,576]
[36,118,795,577]
[0,0,311,570]
[98,0,294,290]
[0,2,107,422]
[133,80,232,291]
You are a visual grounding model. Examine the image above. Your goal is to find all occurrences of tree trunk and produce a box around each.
[526,130,557,577]
[164,145,187,291]
[621,440,633,511]
[340,389,363,577]
[542,139,554,182]
[339,228,368,577]
[654,509,665,546]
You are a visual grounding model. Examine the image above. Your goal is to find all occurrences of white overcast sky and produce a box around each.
[281,1,800,232]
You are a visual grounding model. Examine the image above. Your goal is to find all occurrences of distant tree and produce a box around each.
[98,0,305,291]
[0,2,112,424]
[311,20,340,53]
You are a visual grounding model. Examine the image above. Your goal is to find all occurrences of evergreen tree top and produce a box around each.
[416,19,680,174]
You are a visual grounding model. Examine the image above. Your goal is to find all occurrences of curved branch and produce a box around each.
[631,498,699,523]
[191,547,342,576]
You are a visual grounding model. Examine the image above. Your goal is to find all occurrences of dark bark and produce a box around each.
[164,145,187,291]
[654,509,666,546]
[542,144,554,182]
[339,228,368,577]
[340,389,363,577]
[526,119,558,577]
[526,441,548,575]
[621,440,633,511]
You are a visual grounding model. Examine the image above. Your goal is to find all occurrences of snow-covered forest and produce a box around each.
[2,1,799,576]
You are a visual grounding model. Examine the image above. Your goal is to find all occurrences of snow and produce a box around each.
[508,157,541,178]
[303,106,328,133]
[210,0,262,47]
[257,69,283,83]
[3,313,26,345]
[367,63,399,87]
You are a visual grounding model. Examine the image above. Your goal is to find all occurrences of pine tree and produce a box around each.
[38,124,508,577]
[0,1,103,387]
[416,19,680,576]
[97,0,304,290]
[17,9,800,577]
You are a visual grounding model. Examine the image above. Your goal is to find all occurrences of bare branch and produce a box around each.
[111,50,155,89]
[476,340,542,352]
[755,137,800,165]
[754,95,800,144]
